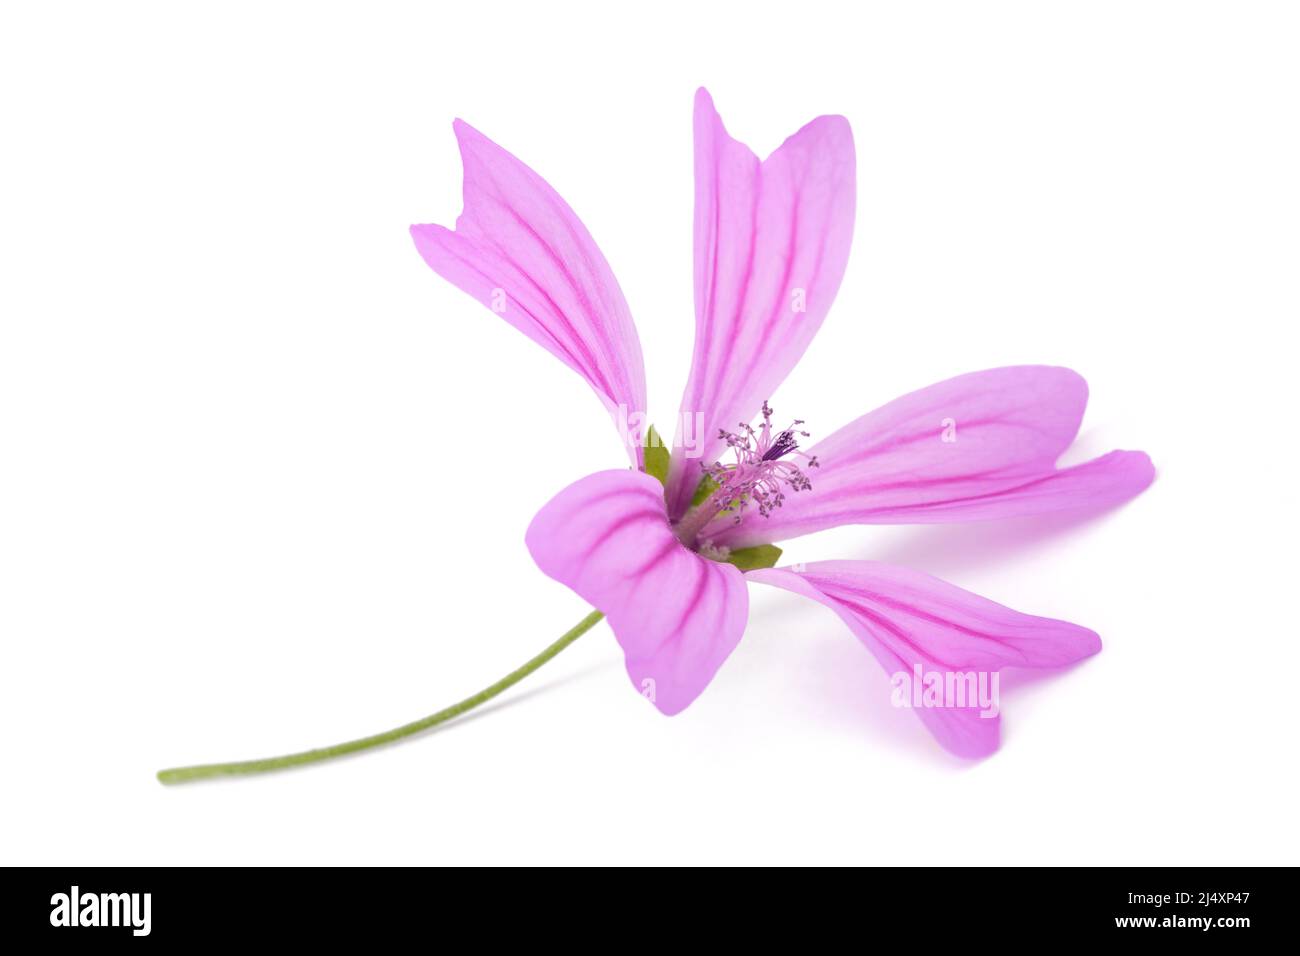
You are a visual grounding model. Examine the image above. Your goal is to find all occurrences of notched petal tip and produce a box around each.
[714,366,1151,546]
[410,112,648,467]
[670,87,858,518]
[750,561,1101,759]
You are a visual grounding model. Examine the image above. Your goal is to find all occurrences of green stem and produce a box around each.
[157,608,605,784]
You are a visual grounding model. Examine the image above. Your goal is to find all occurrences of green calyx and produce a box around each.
[643,424,671,487]
[717,542,783,571]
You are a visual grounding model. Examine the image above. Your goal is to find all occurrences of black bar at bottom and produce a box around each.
[4,866,1289,945]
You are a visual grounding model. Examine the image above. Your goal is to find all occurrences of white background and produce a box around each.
[2,1,1297,865]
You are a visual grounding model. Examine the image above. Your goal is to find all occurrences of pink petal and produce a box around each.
[665,88,856,517]
[411,121,648,466]
[713,366,1154,548]
[747,561,1100,758]
[526,470,748,715]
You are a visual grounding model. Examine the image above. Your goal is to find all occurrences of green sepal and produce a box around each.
[690,474,719,507]
[722,543,783,572]
[643,425,670,488]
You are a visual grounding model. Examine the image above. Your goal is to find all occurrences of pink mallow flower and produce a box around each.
[411,89,1153,758]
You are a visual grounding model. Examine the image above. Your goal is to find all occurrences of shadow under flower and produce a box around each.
[860,507,1127,582]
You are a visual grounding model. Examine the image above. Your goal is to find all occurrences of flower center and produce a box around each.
[673,401,819,549]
